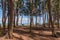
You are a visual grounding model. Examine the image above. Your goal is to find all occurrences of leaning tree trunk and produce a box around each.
[8,0,14,38]
[47,0,55,37]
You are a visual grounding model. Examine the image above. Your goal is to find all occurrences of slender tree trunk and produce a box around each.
[30,11,33,33]
[21,15,23,26]
[16,10,19,27]
[57,0,59,28]
[47,13,49,28]
[48,14,50,28]
[28,16,29,25]
[0,24,1,35]
[1,0,3,8]
[42,2,46,28]
[2,0,6,32]
[21,16,22,26]
[47,0,55,36]
[30,0,34,33]
[39,4,41,27]
[39,16,41,26]
[14,9,16,27]
[45,13,47,27]
[57,18,59,28]
[36,15,37,27]
[56,10,59,28]
[8,0,14,38]
[13,2,16,27]
[43,14,45,27]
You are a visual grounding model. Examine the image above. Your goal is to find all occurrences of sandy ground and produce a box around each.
[0,27,60,40]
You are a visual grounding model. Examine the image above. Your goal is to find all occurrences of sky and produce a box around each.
[0,7,2,24]
[0,6,47,25]
[0,1,43,25]
[0,0,48,25]
[0,8,45,25]
[0,7,43,25]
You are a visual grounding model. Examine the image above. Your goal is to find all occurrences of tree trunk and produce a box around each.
[36,15,37,27]
[43,14,45,27]
[30,11,33,33]
[27,15,30,26]
[8,0,14,38]
[57,0,59,28]
[13,2,16,27]
[42,2,46,28]
[16,10,19,27]
[30,0,34,33]
[48,14,51,28]
[39,4,41,27]
[47,0,55,36]
[1,0,3,9]
[39,16,41,26]
[21,15,23,26]
[13,9,16,27]
[57,18,59,28]
[2,0,6,33]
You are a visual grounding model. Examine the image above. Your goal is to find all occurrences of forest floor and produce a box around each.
[0,26,60,40]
